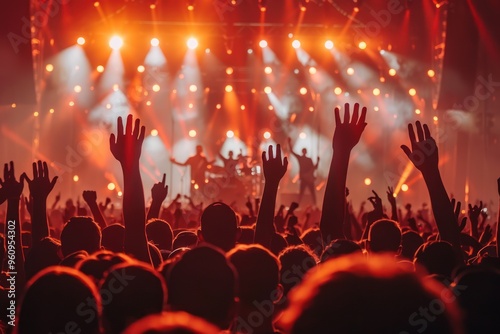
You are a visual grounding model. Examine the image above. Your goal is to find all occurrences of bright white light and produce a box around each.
[292,40,301,49]
[152,84,160,92]
[259,40,268,48]
[409,88,417,96]
[325,40,334,49]
[187,37,198,49]
[364,178,372,186]
[358,41,367,50]
[299,87,308,95]
[299,132,306,139]
[388,68,396,76]
[151,129,158,136]
[264,66,272,74]
[263,131,271,139]
[226,130,234,138]
[264,86,272,94]
[189,84,198,92]
[225,85,233,93]
[74,85,82,93]
[347,67,354,75]
[109,36,123,50]
[107,183,116,191]
[401,184,409,192]
[97,65,104,73]
[137,65,145,73]
[372,88,380,96]
[189,130,197,138]
[309,67,317,75]
[77,37,85,45]
[151,38,160,47]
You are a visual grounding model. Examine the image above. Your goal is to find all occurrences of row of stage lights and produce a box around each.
[77,35,345,52]
[75,35,437,80]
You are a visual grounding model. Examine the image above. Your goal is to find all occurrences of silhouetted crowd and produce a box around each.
[1,103,499,334]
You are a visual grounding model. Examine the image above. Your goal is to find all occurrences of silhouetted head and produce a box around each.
[147,219,174,251]
[228,150,234,158]
[279,245,318,297]
[195,145,203,154]
[77,250,132,285]
[414,241,462,278]
[100,262,167,334]
[454,267,500,334]
[61,216,101,257]
[123,311,220,334]
[173,231,198,250]
[301,148,307,156]
[101,224,125,253]
[300,228,323,258]
[228,244,282,305]
[199,202,239,252]
[368,219,402,254]
[166,246,237,329]
[400,230,424,260]
[25,237,62,280]
[279,254,461,334]
[18,267,101,334]
[321,239,363,262]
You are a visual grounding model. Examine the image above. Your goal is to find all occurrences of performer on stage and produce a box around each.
[288,137,320,205]
[218,150,239,177]
[170,145,214,194]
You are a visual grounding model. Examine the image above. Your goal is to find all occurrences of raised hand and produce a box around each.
[400,121,438,174]
[451,198,467,232]
[0,161,24,200]
[368,190,383,216]
[98,197,111,213]
[82,190,107,229]
[332,103,367,153]
[386,186,396,206]
[22,161,58,200]
[82,190,97,205]
[468,201,483,239]
[262,144,288,186]
[110,114,146,169]
[151,173,168,203]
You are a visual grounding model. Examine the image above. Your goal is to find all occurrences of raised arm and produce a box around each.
[22,161,58,245]
[1,162,26,291]
[386,186,398,222]
[254,144,288,249]
[82,190,107,229]
[147,173,168,220]
[400,121,461,252]
[170,157,187,166]
[320,103,367,243]
[110,115,151,265]
[287,137,300,158]
[497,178,500,257]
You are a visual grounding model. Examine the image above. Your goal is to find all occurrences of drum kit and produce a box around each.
[203,159,262,200]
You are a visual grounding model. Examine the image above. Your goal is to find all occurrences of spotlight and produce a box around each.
[259,39,268,48]
[109,36,123,50]
[187,0,195,11]
[325,40,334,50]
[427,69,435,78]
[97,65,104,73]
[189,130,197,137]
[299,87,308,95]
[74,85,82,93]
[299,132,306,139]
[401,184,409,192]
[372,88,380,96]
[409,88,416,96]
[415,109,421,115]
[258,0,267,12]
[226,67,234,75]
[187,37,198,49]
[347,67,354,75]
[226,130,234,138]
[45,64,54,72]
[152,84,160,92]
[263,131,271,139]
[189,84,198,92]
[334,87,342,95]
[225,85,233,93]
[264,66,272,74]
[364,178,372,186]
[77,37,85,45]
[388,68,396,76]
[309,67,317,75]
[358,41,367,49]
[151,38,159,47]
[73,175,79,182]
[292,40,301,49]
[151,129,158,136]
[299,0,308,11]
[264,86,272,94]
[137,65,145,73]
[240,105,246,110]
[108,183,116,191]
